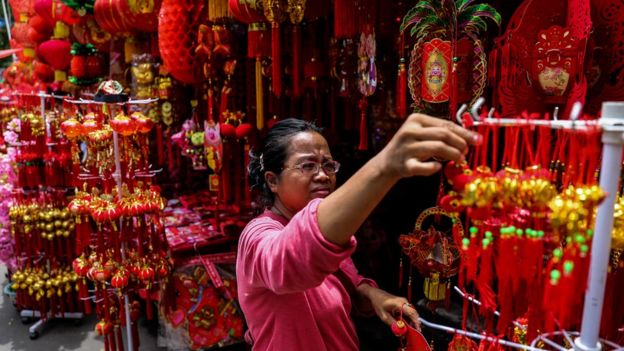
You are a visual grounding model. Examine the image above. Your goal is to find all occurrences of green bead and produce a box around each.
[553,248,563,258]
[586,229,593,236]
[575,234,585,244]
[462,238,470,246]
[508,226,516,232]
[470,227,478,235]
[563,260,574,274]
[482,238,490,247]
[550,269,561,281]
[485,231,493,239]
[537,231,545,238]
[580,245,589,253]
[516,229,524,237]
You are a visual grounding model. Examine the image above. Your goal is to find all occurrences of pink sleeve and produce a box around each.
[339,258,378,316]
[238,199,357,294]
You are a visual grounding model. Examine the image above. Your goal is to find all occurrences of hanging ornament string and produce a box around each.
[263,0,284,98]
[288,0,305,98]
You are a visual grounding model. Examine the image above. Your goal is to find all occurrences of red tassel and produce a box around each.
[396,59,407,118]
[292,24,302,97]
[116,326,125,351]
[271,22,281,97]
[358,98,368,151]
[398,257,404,289]
[477,241,496,316]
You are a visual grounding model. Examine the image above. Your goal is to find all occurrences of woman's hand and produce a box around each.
[359,285,421,331]
[376,113,481,179]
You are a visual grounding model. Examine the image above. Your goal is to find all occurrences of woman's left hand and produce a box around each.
[364,286,421,331]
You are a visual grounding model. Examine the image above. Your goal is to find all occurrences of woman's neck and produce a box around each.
[271,200,294,221]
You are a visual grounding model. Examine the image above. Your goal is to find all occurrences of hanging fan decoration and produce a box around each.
[399,0,500,114]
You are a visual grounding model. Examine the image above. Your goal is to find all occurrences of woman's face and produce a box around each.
[267,131,337,216]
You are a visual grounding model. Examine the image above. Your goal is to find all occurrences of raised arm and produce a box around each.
[317,113,480,246]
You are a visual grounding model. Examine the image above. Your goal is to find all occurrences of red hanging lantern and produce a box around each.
[37,39,71,81]
[109,113,137,136]
[60,118,84,139]
[94,0,133,34]
[158,0,205,85]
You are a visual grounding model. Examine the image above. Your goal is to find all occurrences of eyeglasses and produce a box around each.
[283,160,341,176]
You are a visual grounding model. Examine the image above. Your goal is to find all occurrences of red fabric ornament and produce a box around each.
[94,0,132,34]
[33,60,54,82]
[37,39,71,70]
[158,0,204,84]
[34,0,54,25]
[71,55,87,78]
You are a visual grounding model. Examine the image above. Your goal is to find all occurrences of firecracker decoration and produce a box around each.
[400,0,500,114]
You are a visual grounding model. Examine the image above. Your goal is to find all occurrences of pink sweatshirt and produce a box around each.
[236,199,376,350]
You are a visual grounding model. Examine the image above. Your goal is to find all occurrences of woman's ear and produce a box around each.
[265,171,279,193]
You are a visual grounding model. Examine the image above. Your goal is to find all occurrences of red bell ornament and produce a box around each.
[95,320,113,335]
[158,0,204,85]
[111,271,129,289]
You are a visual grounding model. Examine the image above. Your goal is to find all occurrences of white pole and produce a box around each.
[575,102,624,351]
[111,106,134,351]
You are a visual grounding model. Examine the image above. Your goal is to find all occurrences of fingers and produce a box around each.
[407,113,482,146]
[405,159,442,176]
[407,140,465,163]
[378,309,398,327]
[402,304,421,331]
[410,126,470,154]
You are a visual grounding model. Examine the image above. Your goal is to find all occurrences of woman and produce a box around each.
[237,114,480,350]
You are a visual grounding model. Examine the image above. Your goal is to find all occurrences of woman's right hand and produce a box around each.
[376,113,481,179]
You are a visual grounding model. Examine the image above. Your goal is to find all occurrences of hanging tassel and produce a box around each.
[292,24,302,97]
[407,267,413,302]
[271,21,281,97]
[116,325,125,351]
[255,57,265,130]
[398,257,404,289]
[156,124,164,167]
[358,97,368,151]
[396,58,407,118]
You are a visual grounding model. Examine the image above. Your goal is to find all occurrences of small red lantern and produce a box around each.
[110,113,137,136]
[95,320,113,335]
[139,266,155,281]
[111,271,129,289]
[60,118,84,139]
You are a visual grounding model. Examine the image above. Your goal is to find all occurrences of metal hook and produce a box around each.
[456,104,468,125]
[553,106,559,121]
[470,97,486,122]
[570,101,583,121]
[488,107,496,118]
